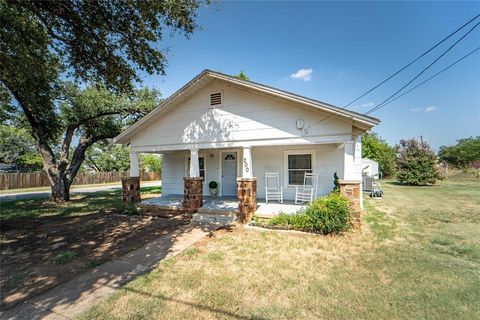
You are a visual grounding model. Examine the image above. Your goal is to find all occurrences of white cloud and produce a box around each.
[361,102,375,108]
[425,106,437,112]
[410,107,420,112]
[290,68,313,81]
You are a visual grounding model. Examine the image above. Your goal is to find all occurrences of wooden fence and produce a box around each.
[0,171,161,190]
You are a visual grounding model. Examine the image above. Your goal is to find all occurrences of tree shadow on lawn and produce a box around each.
[1,187,208,315]
[384,181,439,187]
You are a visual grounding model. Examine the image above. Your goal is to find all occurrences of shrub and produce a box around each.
[52,250,77,265]
[209,181,218,189]
[267,193,352,234]
[396,138,440,185]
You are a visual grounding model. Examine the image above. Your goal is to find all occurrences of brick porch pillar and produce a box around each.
[338,180,361,225]
[122,177,140,205]
[237,177,257,223]
[183,177,204,212]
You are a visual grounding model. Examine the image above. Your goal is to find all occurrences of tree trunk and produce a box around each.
[48,173,73,201]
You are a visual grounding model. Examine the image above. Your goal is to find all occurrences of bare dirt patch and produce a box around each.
[0,210,189,309]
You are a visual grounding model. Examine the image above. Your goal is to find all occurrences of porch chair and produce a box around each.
[295,173,319,204]
[265,172,283,204]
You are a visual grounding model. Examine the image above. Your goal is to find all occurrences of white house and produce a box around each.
[115,70,379,213]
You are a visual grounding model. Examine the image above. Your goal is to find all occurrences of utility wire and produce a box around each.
[343,13,480,108]
[364,46,480,114]
[365,20,480,115]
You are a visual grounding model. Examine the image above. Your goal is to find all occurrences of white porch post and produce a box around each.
[242,146,253,178]
[354,135,364,210]
[343,141,355,180]
[129,151,140,177]
[189,148,200,177]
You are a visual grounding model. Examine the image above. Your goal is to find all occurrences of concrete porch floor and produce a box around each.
[140,194,306,217]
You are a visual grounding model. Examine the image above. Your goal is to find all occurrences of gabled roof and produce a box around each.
[115,69,380,144]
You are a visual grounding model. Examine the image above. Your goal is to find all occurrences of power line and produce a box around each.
[365,20,480,115]
[364,46,480,114]
[343,13,480,108]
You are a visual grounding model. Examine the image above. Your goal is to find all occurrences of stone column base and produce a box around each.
[339,180,361,225]
[183,177,204,212]
[237,177,257,223]
[122,177,141,205]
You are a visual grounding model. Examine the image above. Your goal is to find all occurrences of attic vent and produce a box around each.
[210,92,222,106]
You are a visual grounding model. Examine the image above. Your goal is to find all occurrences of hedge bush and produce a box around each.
[267,193,352,234]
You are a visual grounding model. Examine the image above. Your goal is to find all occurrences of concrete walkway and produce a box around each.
[0,181,162,202]
[0,220,224,320]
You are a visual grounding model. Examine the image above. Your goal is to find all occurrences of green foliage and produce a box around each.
[85,143,130,172]
[209,181,218,189]
[396,138,441,185]
[141,154,162,173]
[268,193,352,234]
[52,250,77,265]
[86,258,105,268]
[439,136,480,169]
[123,204,139,216]
[0,0,204,200]
[234,70,250,81]
[0,125,43,171]
[362,132,396,177]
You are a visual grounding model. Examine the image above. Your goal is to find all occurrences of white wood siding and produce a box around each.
[162,144,344,200]
[130,80,353,149]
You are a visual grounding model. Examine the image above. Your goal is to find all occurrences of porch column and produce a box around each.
[183,148,203,212]
[189,148,200,177]
[343,141,355,180]
[242,146,253,178]
[129,151,140,177]
[123,151,140,205]
[339,137,363,224]
[237,146,256,223]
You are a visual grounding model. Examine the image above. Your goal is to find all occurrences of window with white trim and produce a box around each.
[284,151,314,186]
[186,156,205,178]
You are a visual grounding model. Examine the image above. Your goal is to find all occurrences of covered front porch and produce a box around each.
[140,194,307,217]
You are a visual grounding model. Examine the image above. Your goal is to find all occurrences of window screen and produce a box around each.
[287,154,312,185]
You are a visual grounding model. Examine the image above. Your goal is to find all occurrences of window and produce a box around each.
[187,156,205,178]
[284,151,315,186]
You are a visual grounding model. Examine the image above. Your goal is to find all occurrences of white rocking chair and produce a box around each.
[295,173,319,204]
[265,172,283,204]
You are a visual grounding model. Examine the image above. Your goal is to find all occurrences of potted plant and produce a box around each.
[209,181,218,196]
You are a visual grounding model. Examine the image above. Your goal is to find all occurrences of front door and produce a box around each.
[222,152,237,196]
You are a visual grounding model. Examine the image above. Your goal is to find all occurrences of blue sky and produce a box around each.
[140,1,480,149]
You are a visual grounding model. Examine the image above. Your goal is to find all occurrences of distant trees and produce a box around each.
[362,132,396,177]
[396,138,440,185]
[438,137,480,168]
[234,70,250,81]
[0,125,43,171]
[85,144,162,175]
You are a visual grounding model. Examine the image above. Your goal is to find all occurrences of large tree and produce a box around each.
[0,0,205,201]
[362,132,396,177]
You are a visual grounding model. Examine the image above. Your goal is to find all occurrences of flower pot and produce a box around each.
[210,188,218,197]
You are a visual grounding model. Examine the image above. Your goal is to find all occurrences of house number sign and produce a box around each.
[243,158,250,172]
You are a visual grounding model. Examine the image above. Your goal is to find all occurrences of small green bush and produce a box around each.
[52,250,77,265]
[209,181,218,189]
[268,193,352,234]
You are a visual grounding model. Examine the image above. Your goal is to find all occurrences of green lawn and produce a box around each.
[80,180,480,320]
[0,186,162,221]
